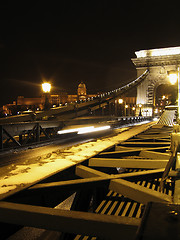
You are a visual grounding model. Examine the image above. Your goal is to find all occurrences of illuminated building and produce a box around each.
[1,81,136,117]
[1,82,97,115]
[132,46,180,116]
[77,81,87,100]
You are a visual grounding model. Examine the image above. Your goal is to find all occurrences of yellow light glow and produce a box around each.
[58,126,94,135]
[139,104,142,108]
[118,99,123,104]
[58,125,111,135]
[135,46,180,58]
[42,83,51,93]
[125,105,128,108]
[169,73,178,85]
[78,125,110,134]
[132,107,136,111]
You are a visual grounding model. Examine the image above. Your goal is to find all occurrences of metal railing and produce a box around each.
[0,116,151,150]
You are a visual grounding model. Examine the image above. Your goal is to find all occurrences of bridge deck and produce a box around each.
[73,125,173,240]
[157,109,176,126]
[0,122,153,200]
[0,121,175,240]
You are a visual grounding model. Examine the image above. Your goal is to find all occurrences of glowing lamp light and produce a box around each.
[118,99,123,104]
[78,125,110,134]
[154,109,158,114]
[169,73,178,85]
[42,83,51,93]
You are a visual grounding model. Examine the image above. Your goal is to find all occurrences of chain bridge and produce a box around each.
[132,46,180,116]
[0,46,180,239]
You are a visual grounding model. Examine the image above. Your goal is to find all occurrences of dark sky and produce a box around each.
[0,1,180,106]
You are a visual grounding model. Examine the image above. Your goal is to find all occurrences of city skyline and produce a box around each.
[0,1,180,106]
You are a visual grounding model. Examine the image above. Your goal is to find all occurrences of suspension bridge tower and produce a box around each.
[132,46,180,116]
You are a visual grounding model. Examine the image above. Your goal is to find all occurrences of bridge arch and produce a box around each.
[154,83,177,115]
[132,46,180,116]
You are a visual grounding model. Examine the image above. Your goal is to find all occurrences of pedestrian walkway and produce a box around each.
[158,110,176,126]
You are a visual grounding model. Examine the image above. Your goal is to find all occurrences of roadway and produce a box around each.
[0,120,161,240]
[0,119,151,168]
[0,121,153,199]
[0,128,114,172]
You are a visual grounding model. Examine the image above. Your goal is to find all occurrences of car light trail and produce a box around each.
[58,125,111,135]
[77,125,110,134]
[57,126,94,134]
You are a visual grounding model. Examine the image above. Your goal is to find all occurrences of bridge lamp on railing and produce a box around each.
[125,104,129,116]
[168,71,178,85]
[42,82,51,93]
[139,103,142,116]
[118,99,123,116]
[42,82,51,110]
[168,69,180,120]
[118,99,123,104]
[132,106,136,116]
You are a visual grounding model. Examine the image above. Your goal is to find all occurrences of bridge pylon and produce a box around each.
[132,46,180,117]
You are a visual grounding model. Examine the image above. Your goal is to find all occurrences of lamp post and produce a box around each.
[118,99,123,104]
[139,103,142,116]
[132,106,136,116]
[42,83,51,110]
[125,104,128,116]
[168,68,180,121]
[118,99,123,116]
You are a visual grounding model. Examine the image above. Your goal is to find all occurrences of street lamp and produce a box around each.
[42,83,51,93]
[139,103,142,116]
[169,72,178,85]
[118,99,123,104]
[125,104,128,116]
[42,82,51,110]
[118,99,123,116]
[132,106,136,116]
[168,68,180,120]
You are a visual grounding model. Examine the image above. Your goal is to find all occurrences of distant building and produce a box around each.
[1,81,137,117]
[0,101,16,117]
[77,81,87,100]
[1,81,97,116]
[17,96,42,106]
[67,95,78,103]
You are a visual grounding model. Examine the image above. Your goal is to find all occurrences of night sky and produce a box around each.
[0,1,180,107]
